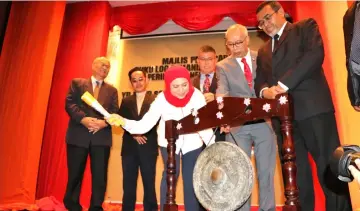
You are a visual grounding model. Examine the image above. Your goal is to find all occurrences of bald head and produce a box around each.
[225,24,248,40]
[225,24,249,58]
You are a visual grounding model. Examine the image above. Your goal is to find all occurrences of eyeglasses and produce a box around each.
[226,36,247,49]
[257,9,279,29]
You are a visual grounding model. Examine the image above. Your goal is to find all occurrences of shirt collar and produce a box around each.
[91,76,103,86]
[201,72,215,79]
[136,91,147,98]
[274,22,287,39]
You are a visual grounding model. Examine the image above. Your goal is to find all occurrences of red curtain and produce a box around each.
[0,2,65,210]
[36,1,111,208]
[111,1,297,35]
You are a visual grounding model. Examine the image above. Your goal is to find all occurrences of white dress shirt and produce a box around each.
[91,75,103,91]
[122,88,215,154]
[136,91,146,115]
[235,49,253,73]
[272,22,287,52]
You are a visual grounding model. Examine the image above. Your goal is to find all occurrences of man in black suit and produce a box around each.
[344,1,360,111]
[64,57,119,211]
[192,45,225,142]
[118,67,158,211]
[255,1,352,211]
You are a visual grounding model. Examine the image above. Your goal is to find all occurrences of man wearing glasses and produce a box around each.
[255,1,352,211]
[192,45,225,142]
[216,24,276,211]
[64,57,119,211]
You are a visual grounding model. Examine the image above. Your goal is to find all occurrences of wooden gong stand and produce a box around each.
[163,94,300,211]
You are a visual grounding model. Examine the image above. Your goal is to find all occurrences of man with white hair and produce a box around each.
[64,57,119,211]
[216,24,276,211]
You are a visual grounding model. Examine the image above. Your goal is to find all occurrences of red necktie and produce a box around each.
[203,74,210,93]
[241,58,252,88]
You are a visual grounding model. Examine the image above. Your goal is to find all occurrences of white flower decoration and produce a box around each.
[262,103,271,112]
[176,123,182,130]
[244,98,251,106]
[279,96,288,105]
[216,96,223,104]
[216,111,224,119]
[194,117,200,124]
[191,109,198,116]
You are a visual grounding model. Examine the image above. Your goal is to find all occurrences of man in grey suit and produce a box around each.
[216,24,276,211]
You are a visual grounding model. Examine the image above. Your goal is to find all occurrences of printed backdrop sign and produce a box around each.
[121,54,228,98]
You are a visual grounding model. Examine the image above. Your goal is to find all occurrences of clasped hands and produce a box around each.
[263,85,286,99]
[81,117,108,134]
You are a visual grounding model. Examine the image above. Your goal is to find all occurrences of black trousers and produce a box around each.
[273,112,352,211]
[121,152,158,211]
[63,144,110,211]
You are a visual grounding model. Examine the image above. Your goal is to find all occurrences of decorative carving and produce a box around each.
[164,94,300,211]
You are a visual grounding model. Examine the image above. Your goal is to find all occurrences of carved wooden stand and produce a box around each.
[164,94,300,211]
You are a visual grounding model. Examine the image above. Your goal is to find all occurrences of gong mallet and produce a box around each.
[81,91,123,127]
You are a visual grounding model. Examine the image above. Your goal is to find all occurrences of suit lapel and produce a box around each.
[229,56,251,92]
[273,22,293,54]
[193,75,201,90]
[85,78,94,96]
[139,93,150,117]
[250,51,257,80]
[129,94,139,117]
[209,72,217,94]
[97,82,108,106]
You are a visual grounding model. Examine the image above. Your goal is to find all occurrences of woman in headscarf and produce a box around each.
[108,66,214,210]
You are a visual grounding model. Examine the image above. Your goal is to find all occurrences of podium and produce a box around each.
[163,94,300,211]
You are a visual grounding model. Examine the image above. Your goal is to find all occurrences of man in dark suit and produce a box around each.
[64,57,119,211]
[118,67,158,211]
[255,1,352,211]
[344,1,360,111]
[192,45,225,142]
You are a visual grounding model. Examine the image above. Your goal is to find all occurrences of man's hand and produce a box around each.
[263,86,283,99]
[133,135,147,144]
[80,117,97,129]
[274,85,286,94]
[220,125,231,134]
[204,93,215,103]
[354,106,360,112]
[88,119,108,134]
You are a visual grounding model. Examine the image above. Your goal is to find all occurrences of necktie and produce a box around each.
[351,4,360,63]
[93,81,100,99]
[241,58,253,88]
[273,34,279,52]
[203,74,211,93]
